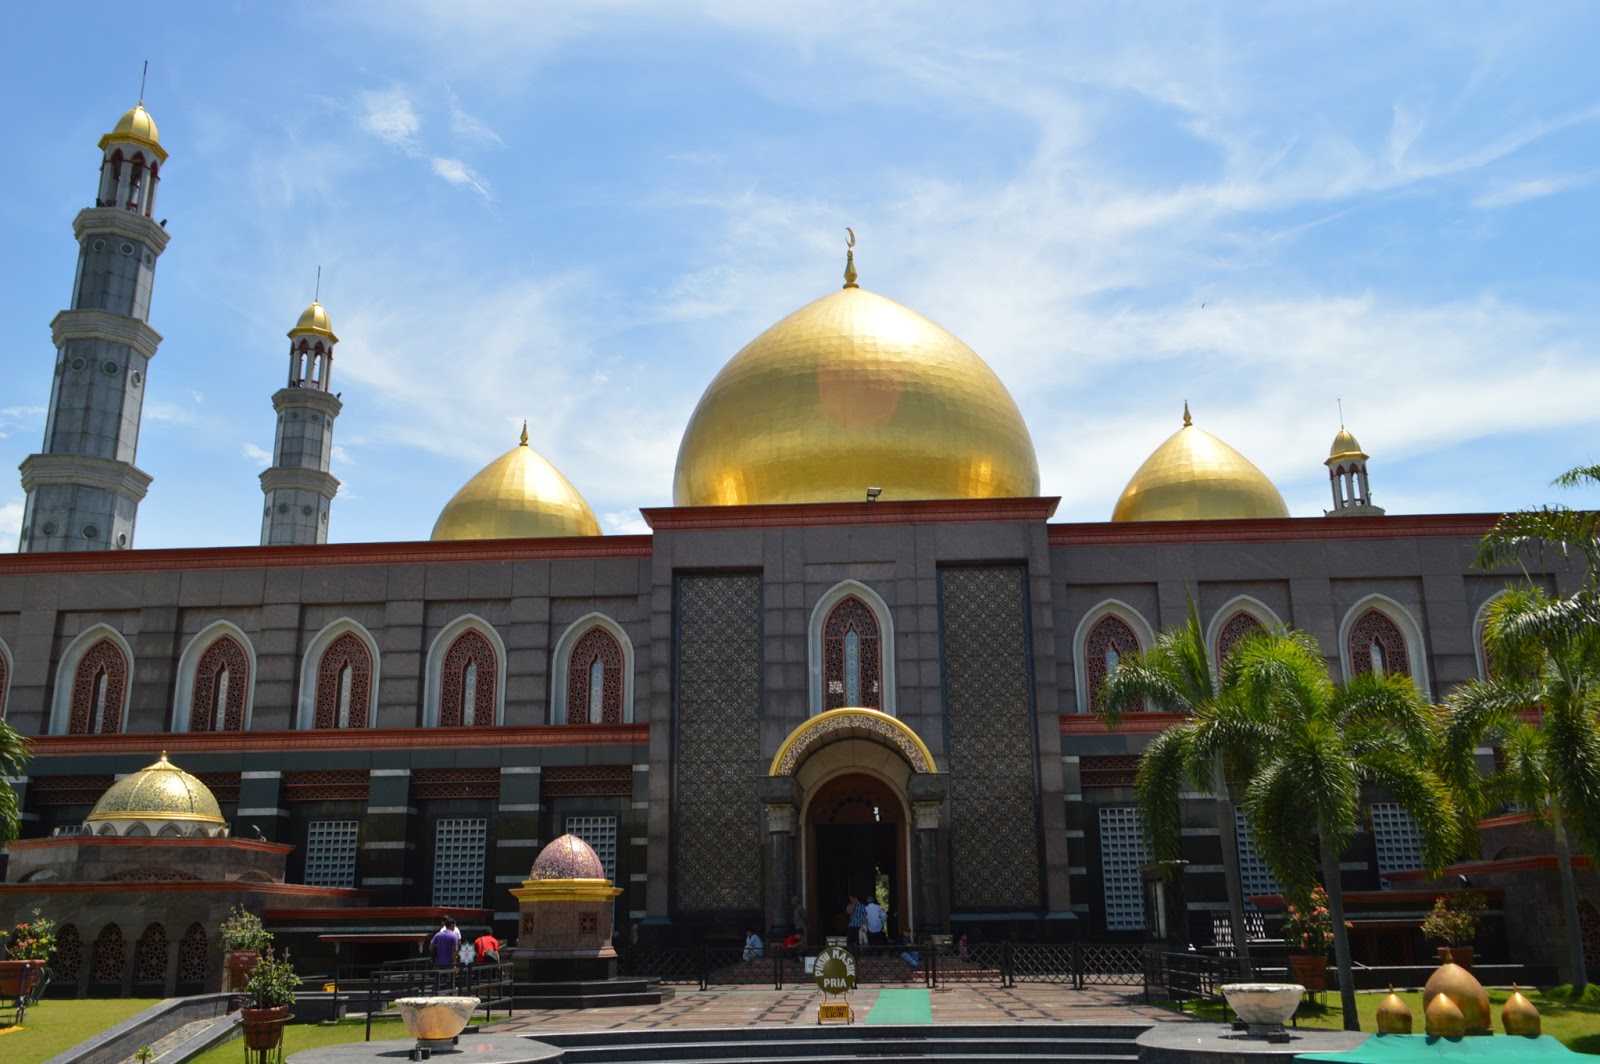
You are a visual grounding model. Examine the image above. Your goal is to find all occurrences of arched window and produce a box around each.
[315,632,372,728]
[566,627,623,724]
[190,636,249,731]
[70,638,129,734]
[439,628,496,727]
[135,922,167,985]
[91,923,127,985]
[1085,615,1141,713]
[822,596,881,710]
[1215,610,1265,663]
[177,924,207,987]
[1347,608,1410,679]
[54,923,84,986]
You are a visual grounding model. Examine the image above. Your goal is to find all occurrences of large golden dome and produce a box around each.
[672,272,1039,506]
[99,103,167,162]
[1112,405,1289,522]
[86,753,225,826]
[289,300,338,342]
[431,426,602,540]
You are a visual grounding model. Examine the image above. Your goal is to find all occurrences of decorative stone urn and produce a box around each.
[395,996,479,1050]
[1221,983,1304,1036]
[510,833,623,981]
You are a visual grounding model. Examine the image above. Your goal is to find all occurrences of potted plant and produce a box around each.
[1281,887,1341,991]
[2,907,55,1000]
[239,948,299,1053]
[1421,890,1486,970]
[219,905,272,993]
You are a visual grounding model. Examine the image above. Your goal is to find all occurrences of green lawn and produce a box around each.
[1168,986,1600,1055]
[0,997,155,1064]
[185,1017,415,1064]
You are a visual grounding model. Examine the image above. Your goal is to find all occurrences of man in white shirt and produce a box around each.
[864,899,887,945]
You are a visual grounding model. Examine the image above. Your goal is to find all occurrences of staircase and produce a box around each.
[513,977,674,1009]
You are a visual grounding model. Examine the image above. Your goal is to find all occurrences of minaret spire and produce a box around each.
[138,60,148,105]
[259,296,344,544]
[1323,412,1384,518]
[843,227,859,289]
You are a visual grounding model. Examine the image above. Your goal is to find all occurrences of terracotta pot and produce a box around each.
[241,1005,290,1050]
[1439,945,1474,971]
[1288,953,1327,991]
[0,959,45,997]
[225,950,260,992]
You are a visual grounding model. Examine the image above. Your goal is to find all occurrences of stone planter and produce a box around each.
[1289,953,1327,991]
[1221,983,1304,1035]
[395,996,479,1048]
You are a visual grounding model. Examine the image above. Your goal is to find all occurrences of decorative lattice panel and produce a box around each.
[1084,615,1141,713]
[432,818,488,909]
[672,573,763,915]
[104,867,200,882]
[823,596,881,710]
[939,566,1042,910]
[412,767,500,800]
[566,815,619,882]
[567,626,624,724]
[304,820,359,888]
[1216,611,1265,663]
[1235,807,1282,899]
[1098,807,1150,931]
[53,923,83,985]
[1370,802,1424,885]
[1348,610,1411,678]
[70,639,127,734]
[91,923,127,984]
[544,765,632,797]
[191,636,249,731]
[29,775,114,806]
[194,772,241,803]
[314,632,371,728]
[282,769,369,802]
[439,629,497,727]
[1080,754,1141,789]
[135,923,167,983]
[178,923,208,985]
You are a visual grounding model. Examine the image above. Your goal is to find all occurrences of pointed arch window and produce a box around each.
[1085,615,1140,713]
[1348,609,1410,679]
[1215,610,1266,664]
[567,627,623,724]
[439,629,496,727]
[314,632,372,728]
[823,595,881,710]
[190,636,248,731]
[69,638,128,734]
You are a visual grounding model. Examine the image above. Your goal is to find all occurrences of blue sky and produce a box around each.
[2,2,1597,550]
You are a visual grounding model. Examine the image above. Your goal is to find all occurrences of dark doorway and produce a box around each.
[805,773,907,942]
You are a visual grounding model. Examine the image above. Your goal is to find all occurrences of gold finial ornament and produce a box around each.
[520,421,529,447]
[1376,985,1413,1034]
[1182,400,1192,427]
[1502,984,1541,1036]
[1423,950,1491,1035]
[843,228,858,290]
[1425,991,1466,1038]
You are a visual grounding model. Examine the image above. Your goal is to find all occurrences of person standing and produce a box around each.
[864,896,888,946]
[791,895,809,946]
[430,916,461,968]
[473,929,501,965]
[845,895,866,946]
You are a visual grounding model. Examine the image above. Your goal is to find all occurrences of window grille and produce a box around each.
[1371,803,1424,887]
[566,815,618,882]
[1235,807,1282,899]
[432,818,488,908]
[1099,806,1150,931]
[304,821,359,888]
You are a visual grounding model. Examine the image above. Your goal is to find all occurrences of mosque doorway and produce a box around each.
[804,772,909,941]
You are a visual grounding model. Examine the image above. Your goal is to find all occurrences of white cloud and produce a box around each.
[448,98,503,145]
[602,511,651,535]
[1472,174,1588,209]
[242,442,271,466]
[430,157,491,199]
[359,88,421,145]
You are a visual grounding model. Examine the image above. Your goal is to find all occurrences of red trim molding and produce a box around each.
[0,881,368,898]
[1048,513,1502,548]
[1384,854,1592,879]
[0,535,654,576]
[9,835,292,855]
[642,496,1061,531]
[25,723,649,758]
[1061,712,1186,736]
[267,906,491,922]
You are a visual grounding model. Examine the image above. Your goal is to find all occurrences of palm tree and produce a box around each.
[1442,585,1600,991]
[1476,463,1600,639]
[1098,596,1256,976]
[0,716,29,847]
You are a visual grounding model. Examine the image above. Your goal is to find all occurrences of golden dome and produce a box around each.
[672,280,1039,506]
[1424,990,1465,1038]
[99,103,167,162]
[1111,404,1289,522]
[1502,984,1541,1037]
[289,300,338,343]
[1423,953,1491,1036]
[431,425,602,541]
[1376,985,1414,1034]
[85,753,225,826]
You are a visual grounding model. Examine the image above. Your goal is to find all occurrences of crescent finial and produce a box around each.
[845,227,856,248]
[843,227,859,289]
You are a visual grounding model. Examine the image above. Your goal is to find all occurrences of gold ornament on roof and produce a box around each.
[432,425,602,540]
[1111,403,1289,522]
[289,300,338,342]
[1376,984,1414,1034]
[86,752,226,825]
[1328,426,1367,464]
[100,103,168,162]
[843,228,858,290]
[673,251,1040,507]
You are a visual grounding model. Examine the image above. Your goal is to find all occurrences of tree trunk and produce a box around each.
[1214,761,1253,978]
[1551,795,1589,992]
[1319,835,1361,1032]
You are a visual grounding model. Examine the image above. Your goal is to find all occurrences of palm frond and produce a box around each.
[1134,725,1196,866]
[1360,751,1461,873]
[1477,506,1600,576]
[1243,760,1319,896]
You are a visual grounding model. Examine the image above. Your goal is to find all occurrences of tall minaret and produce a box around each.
[259,300,342,544]
[1324,424,1384,516]
[17,101,170,552]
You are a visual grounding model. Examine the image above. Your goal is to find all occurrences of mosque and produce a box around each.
[1,99,1586,993]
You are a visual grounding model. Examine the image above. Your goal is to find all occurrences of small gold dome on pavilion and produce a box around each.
[1111,404,1289,522]
[99,104,167,162]
[86,753,225,827]
[1328,427,1367,463]
[673,275,1039,506]
[431,425,602,541]
[289,301,338,343]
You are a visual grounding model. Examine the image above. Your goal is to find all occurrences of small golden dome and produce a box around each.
[1111,404,1289,522]
[1423,953,1491,1035]
[86,753,225,826]
[1424,990,1465,1038]
[99,104,167,162]
[673,282,1039,506]
[431,425,602,541]
[1502,984,1541,1036]
[1376,985,1414,1034]
[289,300,338,343]
[1327,427,1367,464]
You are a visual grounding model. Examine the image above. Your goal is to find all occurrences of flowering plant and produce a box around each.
[242,948,300,1009]
[219,905,272,952]
[7,907,57,960]
[1281,887,1344,955]
[1421,891,1485,946]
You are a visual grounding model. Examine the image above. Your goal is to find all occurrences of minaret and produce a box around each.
[17,101,170,552]
[1324,424,1384,516]
[259,301,343,544]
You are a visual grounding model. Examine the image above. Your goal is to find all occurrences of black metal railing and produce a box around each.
[351,958,514,1041]
[1142,947,1230,1007]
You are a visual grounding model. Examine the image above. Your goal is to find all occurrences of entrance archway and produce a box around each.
[804,771,909,942]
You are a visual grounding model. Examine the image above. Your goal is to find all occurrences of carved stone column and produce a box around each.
[758,776,802,937]
[913,799,943,934]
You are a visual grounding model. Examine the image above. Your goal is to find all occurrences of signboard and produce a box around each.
[812,946,857,995]
[817,1002,852,1024]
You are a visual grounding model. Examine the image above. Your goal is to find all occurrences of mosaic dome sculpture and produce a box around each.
[529,833,607,881]
[1112,403,1289,522]
[85,752,228,836]
[431,424,601,541]
[673,254,1039,506]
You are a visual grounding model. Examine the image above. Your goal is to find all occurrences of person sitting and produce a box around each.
[781,932,803,972]
[898,928,920,970]
[743,928,764,961]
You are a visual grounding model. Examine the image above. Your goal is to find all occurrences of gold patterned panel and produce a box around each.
[770,708,932,776]
[85,753,225,825]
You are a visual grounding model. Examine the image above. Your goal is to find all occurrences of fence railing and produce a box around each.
[351,958,515,1041]
[1141,948,1231,1007]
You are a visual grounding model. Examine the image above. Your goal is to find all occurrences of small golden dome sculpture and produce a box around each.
[1502,984,1541,1036]
[431,423,602,540]
[1376,985,1414,1034]
[1423,950,1491,1036]
[672,239,1039,507]
[1425,991,1465,1039]
[85,752,227,831]
[1111,402,1289,522]
[289,300,338,342]
[100,103,168,162]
